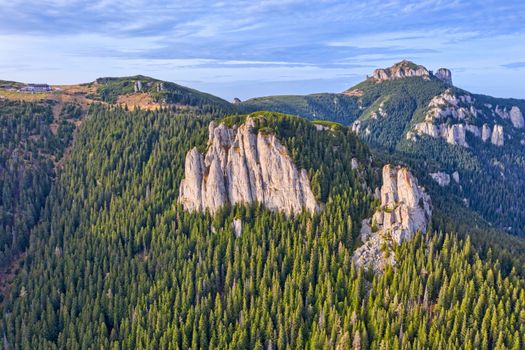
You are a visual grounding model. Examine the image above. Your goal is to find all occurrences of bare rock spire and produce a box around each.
[178,117,319,216]
[354,165,431,273]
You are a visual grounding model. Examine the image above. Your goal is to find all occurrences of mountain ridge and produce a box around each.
[237,61,525,236]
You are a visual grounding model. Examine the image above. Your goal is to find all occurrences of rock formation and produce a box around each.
[134,80,142,92]
[354,165,431,273]
[425,90,476,121]
[442,124,468,147]
[409,90,516,148]
[491,124,504,146]
[430,172,450,187]
[493,105,523,129]
[314,123,329,131]
[178,117,319,215]
[232,219,242,237]
[435,68,453,85]
[465,124,480,138]
[371,61,453,85]
[372,60,430,82]
[510,106,524,128]
[452,171,460,184]
[351,158,359,170]
[413,122,468,147]
[481,124,492,142]
[429,171,459,186]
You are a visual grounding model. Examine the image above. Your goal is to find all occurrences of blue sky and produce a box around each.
[0,0,524,100]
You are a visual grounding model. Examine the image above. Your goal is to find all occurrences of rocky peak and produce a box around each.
[372,60,430,82]
[371,61,453,85]
[354,165,431,273]
[178,117,319,216]
[435,68,453,85]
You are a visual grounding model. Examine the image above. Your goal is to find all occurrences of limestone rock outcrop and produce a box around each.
[232,219,242,237]
[425,90,476,121]
[482,124,492,142]
[370,61,453,85]
[491,124,504,146]
[178,117,319,216]
[429,171,459,186]
[134,80,142,92]
[354,165,431,273]
[413,122,468,147]
[372,60,430,82]
[465,124,480,137]
[409,89,516,148]
[430,172,450,187]
[452,171,460,184]
[442,124,468,147]
[510,106,524,128]
[435,68,452,85]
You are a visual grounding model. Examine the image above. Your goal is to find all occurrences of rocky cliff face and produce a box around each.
[412,122,468,147]
[178,117,319,215]
[354,165,431,273]
[435,68,453,85]
[510,106,524,128]
[408,89,521,147]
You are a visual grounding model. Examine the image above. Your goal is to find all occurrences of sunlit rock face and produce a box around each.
[408,89,515,148]
[372,60,430,82]
[178,117,319,216]
[510,106,524,129]
[354,165,431,273]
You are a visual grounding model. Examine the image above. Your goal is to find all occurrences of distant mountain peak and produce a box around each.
[370,60,452,85]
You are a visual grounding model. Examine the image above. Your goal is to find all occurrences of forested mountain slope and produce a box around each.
[237,94,360,125]
[0,74,232,276]
[2,106,525,349]
[0,99,83,267]
[239,61,525,237]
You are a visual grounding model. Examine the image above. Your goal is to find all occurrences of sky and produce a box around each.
[0,0,524,101]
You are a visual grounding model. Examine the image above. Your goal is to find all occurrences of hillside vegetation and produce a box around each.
[2,108,525,349]
[238,94,361,125]
[87,75,233,113]
[0,99,81,266]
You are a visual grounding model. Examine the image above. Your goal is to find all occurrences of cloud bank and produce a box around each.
[0,0,524,99]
